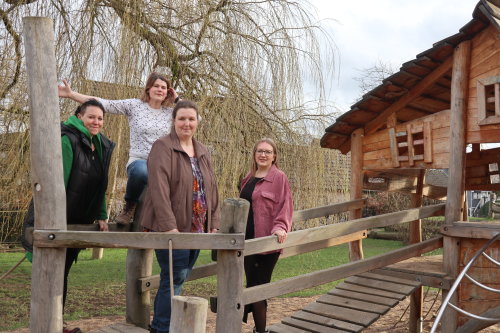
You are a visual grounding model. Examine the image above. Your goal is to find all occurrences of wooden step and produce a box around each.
[303,302,380,327]
[345,276,416,294]
[282,317,351,332]
[317,294,390,315]
[269,322,310,332]
[328,288,399,307]
[291,311,364,332]
[362,271,422,287]
[336,282,407,300]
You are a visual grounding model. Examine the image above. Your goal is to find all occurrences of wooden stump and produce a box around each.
[170,296,208,333]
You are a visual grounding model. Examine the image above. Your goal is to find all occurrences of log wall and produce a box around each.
[466,24,500,143]
[362,110,451,170]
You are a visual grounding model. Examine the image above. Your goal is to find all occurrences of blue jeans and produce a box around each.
[152,249,200,332]
[125,160,148,202]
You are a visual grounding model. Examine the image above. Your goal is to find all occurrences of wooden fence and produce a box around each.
[29,198,445,332]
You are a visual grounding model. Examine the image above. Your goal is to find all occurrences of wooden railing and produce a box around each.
[31,199,445,332]
[138,199,366,291]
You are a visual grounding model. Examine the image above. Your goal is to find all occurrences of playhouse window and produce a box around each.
[477,76,500,125]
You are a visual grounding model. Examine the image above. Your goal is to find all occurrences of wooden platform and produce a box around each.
[377,254,449,289]
[268,271,423,333]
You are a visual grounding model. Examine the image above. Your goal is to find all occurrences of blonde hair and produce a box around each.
[250,138,279,175]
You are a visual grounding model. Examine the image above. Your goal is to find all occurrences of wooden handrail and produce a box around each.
[30,199,369,249]
[32,203,443,251]
[138,203,444,292]
[292,199,365,222]
[139,230,367,292]
[32,231,245,250]
[244,203,444,255]
[242,236,443,305]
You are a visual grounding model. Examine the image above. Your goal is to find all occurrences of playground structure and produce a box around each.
[24,1,499,332]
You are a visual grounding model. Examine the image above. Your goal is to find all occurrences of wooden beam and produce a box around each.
[442,40,471,333]
[441,222,500,239]
[139,230,368,292]
[495,83,500,116]
[244,204,445,255]
[445,40,471,225]
[242,237,443,305]
[409,171,425,245]
[389,128,401,167]
[33,231,245,250]
[23,17,66,332]
[125,200,152,329]
[423,120,433,163]
[407,124,415,166]
[349,128,365,261]
[292,199,365,222]
[216,199,249,333]
[364,57,453,135]
[409,169,425,333]
[387,113,398,128]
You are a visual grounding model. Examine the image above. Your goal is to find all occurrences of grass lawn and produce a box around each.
[0,238,440,330]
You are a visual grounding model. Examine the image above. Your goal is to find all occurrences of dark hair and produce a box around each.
[172,100,199,120]
[141,72,172,105]
[74,99,106,116]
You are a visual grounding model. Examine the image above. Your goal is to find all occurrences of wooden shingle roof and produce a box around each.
[320,0,500,154]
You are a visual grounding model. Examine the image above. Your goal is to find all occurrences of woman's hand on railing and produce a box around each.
[165,228,179,233]
[273,230,287,243]
[97,220,108,231]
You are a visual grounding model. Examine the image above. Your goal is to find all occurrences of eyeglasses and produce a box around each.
[256,150,273,156]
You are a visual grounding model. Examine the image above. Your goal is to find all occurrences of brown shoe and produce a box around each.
[115,201,137,225]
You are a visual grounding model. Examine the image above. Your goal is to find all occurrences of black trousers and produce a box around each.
[243,252,280,323]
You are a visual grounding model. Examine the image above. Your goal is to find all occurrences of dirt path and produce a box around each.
[7,295,499,332]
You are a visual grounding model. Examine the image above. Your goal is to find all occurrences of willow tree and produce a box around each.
[1,0,350,242]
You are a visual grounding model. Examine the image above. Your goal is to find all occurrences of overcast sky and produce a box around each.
[308,0,478,112]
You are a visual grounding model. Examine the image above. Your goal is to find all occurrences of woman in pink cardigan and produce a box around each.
[239,138,293,333]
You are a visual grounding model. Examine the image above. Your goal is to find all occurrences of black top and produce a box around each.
[240,177,262,240]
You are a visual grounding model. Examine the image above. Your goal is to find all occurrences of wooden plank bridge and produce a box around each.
[269,271,423,333]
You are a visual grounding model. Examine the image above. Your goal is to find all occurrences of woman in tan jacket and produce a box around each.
[141,100,220,333]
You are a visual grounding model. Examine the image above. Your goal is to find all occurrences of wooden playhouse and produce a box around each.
[320,0,500,331]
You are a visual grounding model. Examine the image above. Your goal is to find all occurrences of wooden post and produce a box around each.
[409,169,424,333]
[462,192,468,221]
[23,17,66,332]
[349,128,364,261]
[170,296,208,333]
[442,40,471,333]
[216,198,249,333]
[125,198,153,328]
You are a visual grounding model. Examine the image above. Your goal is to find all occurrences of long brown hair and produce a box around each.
[250,138,279,175]
[140,72,172,106]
